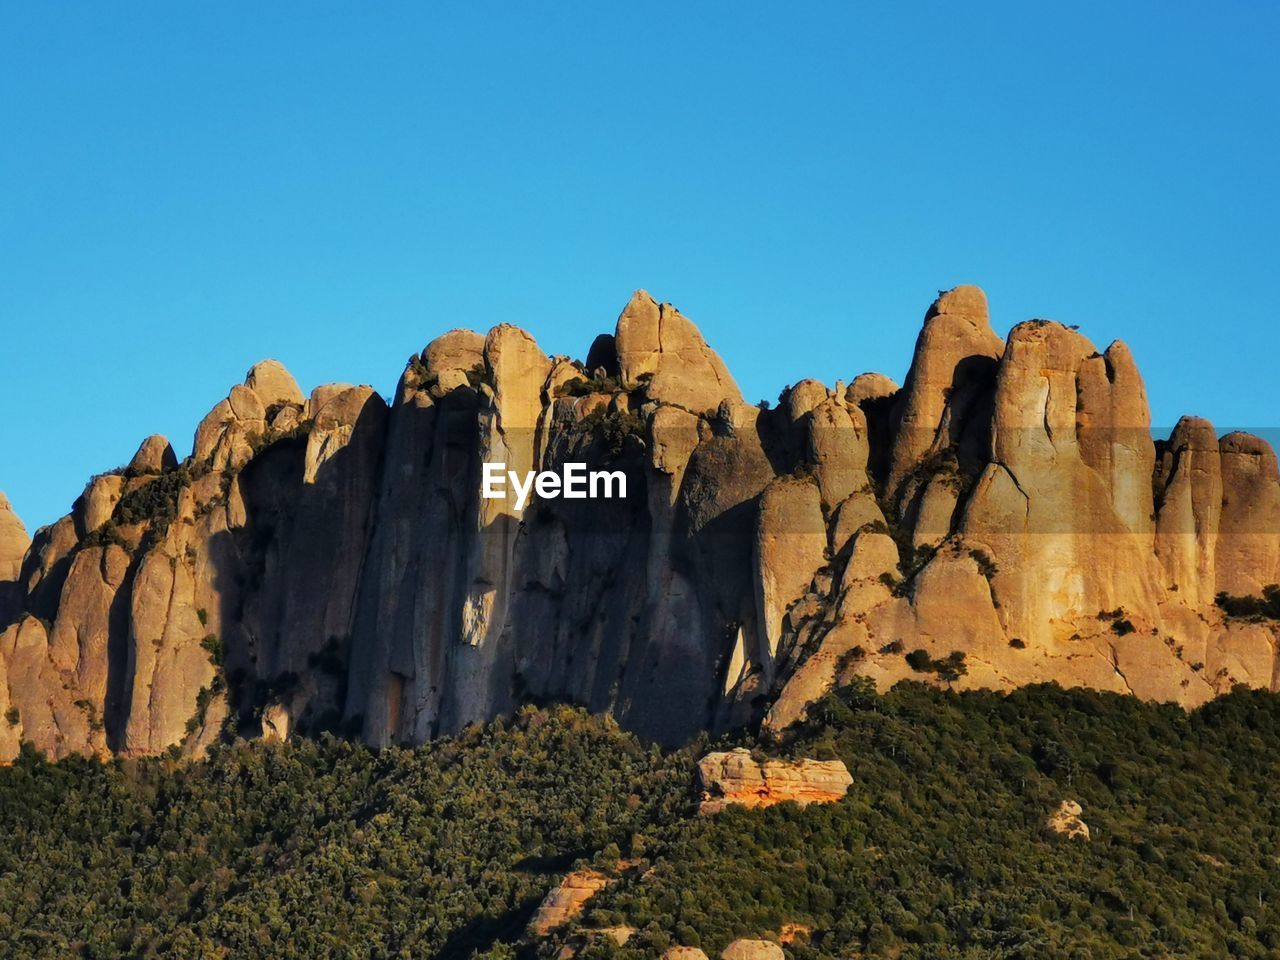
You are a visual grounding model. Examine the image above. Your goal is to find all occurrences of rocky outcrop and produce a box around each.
[130,435,178,474]
[697,748,853,814]
[0,495,30,582]
[1047,799,1090,840]
[886,285,1002,510]
[753,479,826,687]
[616,290,741,413]
[528,869,612,937]
[0,494,29,627]
[3,285,1279,761]
[721,941,785,960]
[661,949,710,960]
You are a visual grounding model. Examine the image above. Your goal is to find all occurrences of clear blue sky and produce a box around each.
[2,2,1277,531]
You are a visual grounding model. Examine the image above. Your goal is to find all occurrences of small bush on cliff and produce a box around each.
[1216,585,1280,621]
[114,465,190,529]
[903,648,968,682]
[571,408,645,458]
[559,374,623,397]
[200,633,225,666]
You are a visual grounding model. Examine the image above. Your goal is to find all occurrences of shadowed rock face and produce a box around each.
[0,494,29,628]
[2,287,1279,760]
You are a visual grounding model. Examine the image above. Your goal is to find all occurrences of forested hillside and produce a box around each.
[4,684,1280,959]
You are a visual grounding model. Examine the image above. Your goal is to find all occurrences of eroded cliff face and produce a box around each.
[2,286,1278,760]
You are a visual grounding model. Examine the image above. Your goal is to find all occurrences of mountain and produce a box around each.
[2,286,1278,761]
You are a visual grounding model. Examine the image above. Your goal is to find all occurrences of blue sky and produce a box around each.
[2,2,1277,531]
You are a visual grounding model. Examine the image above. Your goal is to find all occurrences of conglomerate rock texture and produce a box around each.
[2,286,1278,760]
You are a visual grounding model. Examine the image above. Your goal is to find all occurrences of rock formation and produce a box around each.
[0,494,28,628]
[661,949,710,960]
[1047,799,1091,840]
[720,941,786,960]
[697,748,854,814]
[2,286,1279,761]
[528,869,613,937]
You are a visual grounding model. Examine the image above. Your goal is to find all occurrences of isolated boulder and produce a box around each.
[1047,799,1090,840]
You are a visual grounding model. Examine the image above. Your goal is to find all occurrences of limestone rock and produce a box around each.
[7,284,1280,761]
[1216,432,1280,597]
[1154,417,1223,608]
[20,515,79,621]
[786,380,829,421]
[450,325,552,728]
[245,359,304,407]
[615,290,741,413]
[698,748,853,814]
[0,616,97,761]
[1047,799,1090,840]
[194,362,306,470]
[721,941,785,960]
[806,397,869,509]
[846,372,899,405]
[424,328,485,377]
[960,319,1163,651]
[193,396,261,470]
[754,479,826,681]
[662,949,710,960]
[829,491,886,557]
[81,474,124,534]
[0,494,29,582]
[528,869,612,937]
[124,545,217,756]
[886,285,1003,500]
[261,702,290,742]
[130,435,178,474]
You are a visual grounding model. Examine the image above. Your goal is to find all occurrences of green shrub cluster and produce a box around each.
[0,706,692,959]
[113,466,191,530]
[1216,585,1280,622]
[558,375,623,397]
[902,648,968,682]
[571,408,645,458]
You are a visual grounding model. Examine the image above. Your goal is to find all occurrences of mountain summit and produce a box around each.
[2,286,1278,760]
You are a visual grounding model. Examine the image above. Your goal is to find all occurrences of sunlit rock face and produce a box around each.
[696,748,854,814]
[3,286,1279,761]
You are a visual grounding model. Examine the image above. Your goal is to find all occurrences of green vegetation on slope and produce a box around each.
[0,708,693,959]
[5,684,1280,959]
[572,681,1280,959]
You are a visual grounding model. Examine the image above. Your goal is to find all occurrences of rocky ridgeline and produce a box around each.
[1,286,1279,760]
